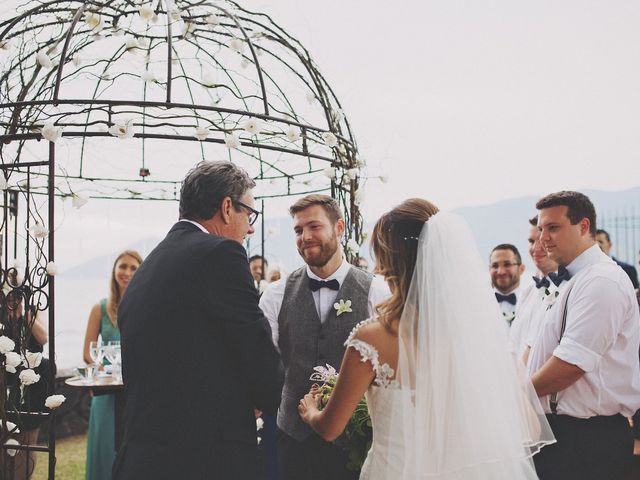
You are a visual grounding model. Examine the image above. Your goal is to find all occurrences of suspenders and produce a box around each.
[550,284,573,415]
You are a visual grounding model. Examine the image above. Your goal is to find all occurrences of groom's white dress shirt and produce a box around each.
[509,280,547,358]
[260,258,389,346]
[527,244,640,417]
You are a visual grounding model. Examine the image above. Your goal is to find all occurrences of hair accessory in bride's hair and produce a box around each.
[402,236,419,241]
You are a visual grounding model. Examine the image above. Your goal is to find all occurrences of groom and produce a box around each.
[260,194,389,480]
[114,161,283,480]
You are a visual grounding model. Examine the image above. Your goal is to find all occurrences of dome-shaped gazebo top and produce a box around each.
[0,0,365,244]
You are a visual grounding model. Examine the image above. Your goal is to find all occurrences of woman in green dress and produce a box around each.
[83,250,143,480]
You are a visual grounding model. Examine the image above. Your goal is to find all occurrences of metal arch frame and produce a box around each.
[0,3,367,476]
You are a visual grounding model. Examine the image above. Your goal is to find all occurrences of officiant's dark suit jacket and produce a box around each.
[113,221,283,480]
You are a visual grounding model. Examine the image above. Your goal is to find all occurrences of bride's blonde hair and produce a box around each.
[371,198,439,331]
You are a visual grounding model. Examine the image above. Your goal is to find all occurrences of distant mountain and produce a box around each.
[455,186,640,268]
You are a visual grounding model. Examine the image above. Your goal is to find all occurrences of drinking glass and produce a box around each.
[106,341,122,382]
[89,340,103,366]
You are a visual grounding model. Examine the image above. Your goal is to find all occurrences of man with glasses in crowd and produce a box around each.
[489,243,532,327]
[115,161,282,480]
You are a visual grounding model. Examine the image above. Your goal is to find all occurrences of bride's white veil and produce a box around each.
[387,211,555,479]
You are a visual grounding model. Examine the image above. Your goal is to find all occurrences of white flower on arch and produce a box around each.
[322,132,337,148]
[36,50,53,68]
[41,122,63,142]
[109,119,136,139]
[224,132,241,150]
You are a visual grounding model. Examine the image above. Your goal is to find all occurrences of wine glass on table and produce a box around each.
[87,340,103,383]
[105,341,122,383]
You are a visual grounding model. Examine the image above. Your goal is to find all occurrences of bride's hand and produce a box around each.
[298,391,320,424]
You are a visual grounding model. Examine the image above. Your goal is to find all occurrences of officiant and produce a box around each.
[260,194,389,480]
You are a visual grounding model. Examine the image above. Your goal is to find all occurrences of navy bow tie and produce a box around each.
[495,292,517,305]
[309,278,340,292]
[533,276,550,290]
[549,266,571,287]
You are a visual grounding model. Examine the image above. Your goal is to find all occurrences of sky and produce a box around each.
[2,0,640,367]
[1,0,640,265]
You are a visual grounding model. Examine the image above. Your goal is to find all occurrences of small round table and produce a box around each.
[65,375,125,450]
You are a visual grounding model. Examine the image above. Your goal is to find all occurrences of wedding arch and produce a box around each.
[0,0,366,476]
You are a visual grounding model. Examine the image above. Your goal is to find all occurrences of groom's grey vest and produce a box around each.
[277,265,373,441]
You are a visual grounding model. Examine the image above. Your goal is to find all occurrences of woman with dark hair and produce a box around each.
[2,280,49,479]
[83,250,142,480]
[298,199,555,479]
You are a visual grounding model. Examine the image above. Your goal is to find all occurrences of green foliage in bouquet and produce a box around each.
[312,365,373,471]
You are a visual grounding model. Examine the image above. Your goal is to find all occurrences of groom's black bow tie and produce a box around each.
[309,278,340,292]
[533,276,550,290]
[549,266,571,287]
[495,292,517,305]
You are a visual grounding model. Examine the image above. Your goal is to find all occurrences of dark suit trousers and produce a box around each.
[277,429,359,480]
[534,414,635,480]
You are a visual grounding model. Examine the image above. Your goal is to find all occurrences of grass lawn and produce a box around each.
[32,435,86,480]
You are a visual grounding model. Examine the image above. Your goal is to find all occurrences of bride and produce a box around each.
[298,198,555,479]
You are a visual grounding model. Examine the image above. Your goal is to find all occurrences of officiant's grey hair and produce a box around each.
[179,161,256,221]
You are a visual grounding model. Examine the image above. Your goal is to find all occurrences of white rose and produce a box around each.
[72,192,89,209]
[29,222,49,238]
[346,238,360,254]
[256,417,264,430]
[194,126,209,141]
[41,122,63,142]
[5,351,21,373]
[224,133,241,150]
[0,336,15,354]
[243,119,260,135]
[346,168,358,180]
[109,119,136,139]
[22,351,43,368]
[353,189,364,206]
[322,132,338,148]
[206,14,221,26]
[2,420,19,434]
[322,167,336,180]
[229,38,243,53]
[4,439,19,457]
[36,50,53,68]
[138,5,155,21]
[19,369,40,386]
[141,70,157,84]
[285,126,300,142]
[45,394,66,409]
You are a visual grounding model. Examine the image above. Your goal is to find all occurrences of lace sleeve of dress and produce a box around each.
[345,336,397,389]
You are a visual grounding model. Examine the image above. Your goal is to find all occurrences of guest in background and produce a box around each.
[510,216,558,361]
[596,229,639,289]
[489,244,531,326]
[82,250,142,480]
[267,265,283,283]
[529,191,640,480]
[356,256,369,271]
[250,255,268,291]
[2,280,49,480]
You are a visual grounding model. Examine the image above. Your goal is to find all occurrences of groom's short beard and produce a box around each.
[299,236,339,268]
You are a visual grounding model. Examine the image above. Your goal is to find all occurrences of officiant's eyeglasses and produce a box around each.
[234,201,260,226]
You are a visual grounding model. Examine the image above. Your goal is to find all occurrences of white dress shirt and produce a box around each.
[179,218,208,233]
[509,281,547,358]
[259,258,390,346]
[527,244,640,417]
[494,283,533,321]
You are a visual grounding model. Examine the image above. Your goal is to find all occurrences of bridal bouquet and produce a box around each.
[310,364,372,471]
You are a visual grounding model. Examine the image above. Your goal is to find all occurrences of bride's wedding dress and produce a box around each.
[346,213,555,480]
